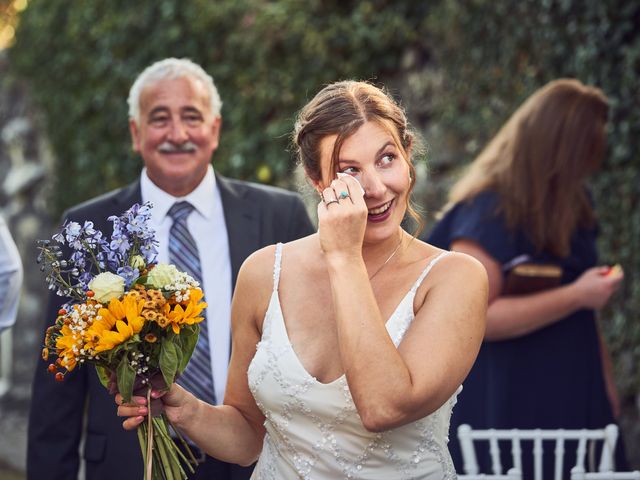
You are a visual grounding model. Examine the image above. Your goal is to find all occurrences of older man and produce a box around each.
[27,58,314,480]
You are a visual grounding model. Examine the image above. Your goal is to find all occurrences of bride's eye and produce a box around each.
[339,167,359,175]
[378,153,395,166]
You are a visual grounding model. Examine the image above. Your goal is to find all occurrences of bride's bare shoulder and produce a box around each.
[238,235,320,288]
[282,234,320,258]
[411,237,487,287]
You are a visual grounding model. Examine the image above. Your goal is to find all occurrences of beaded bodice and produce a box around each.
[247,244,459,479]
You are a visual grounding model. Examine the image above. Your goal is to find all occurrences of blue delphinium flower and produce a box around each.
[108,202,158,267]
[52,231,65,244]
[38,202,157,301]
[69,251,86,269]
[77,272,93,292]
[65,222,83,250]
[117,266,140,288]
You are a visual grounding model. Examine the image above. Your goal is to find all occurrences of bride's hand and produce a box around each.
[317,175,368,260]
[116,383,189,430]
[115,391,152,430]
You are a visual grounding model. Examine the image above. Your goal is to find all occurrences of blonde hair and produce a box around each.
[293,80,424,235]
[447,79,609,257]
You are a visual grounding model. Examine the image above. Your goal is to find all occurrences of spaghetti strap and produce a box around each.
[272,243,284,292]
[410,251,452,294]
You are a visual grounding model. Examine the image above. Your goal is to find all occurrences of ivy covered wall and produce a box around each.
[9,0,431,213]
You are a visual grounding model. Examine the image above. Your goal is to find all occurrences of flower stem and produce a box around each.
[146,389,154,480]
[154,416,194,474]
[166,417,197,470]
[153,425,178,480]
[137,425,148,478]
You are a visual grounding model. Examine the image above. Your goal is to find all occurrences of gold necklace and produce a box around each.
[368,236,404,280]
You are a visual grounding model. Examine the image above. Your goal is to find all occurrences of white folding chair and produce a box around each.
[458,473,521,480]
[457,424,620,480]
[571,471,640,479]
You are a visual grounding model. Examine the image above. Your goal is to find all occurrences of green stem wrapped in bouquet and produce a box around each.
[38,202,206,480]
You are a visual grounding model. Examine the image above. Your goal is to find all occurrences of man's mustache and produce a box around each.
[158,141,197,153]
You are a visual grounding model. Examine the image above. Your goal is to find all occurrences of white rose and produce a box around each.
[88,272,125,303]
[147,263,180,289]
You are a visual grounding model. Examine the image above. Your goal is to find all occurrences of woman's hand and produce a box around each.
[317,175,368,260]
[116,383,192,430]
[571,266,624,310]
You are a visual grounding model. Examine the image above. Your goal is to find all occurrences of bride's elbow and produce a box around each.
[235,444,262,466]
[361,415,389,433]
[358,396,443,433]
[359,404,406,433]
[237,455,259,467]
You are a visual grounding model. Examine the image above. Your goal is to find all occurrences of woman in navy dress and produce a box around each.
[427,79,627,477]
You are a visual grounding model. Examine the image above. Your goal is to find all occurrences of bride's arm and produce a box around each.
[320,176,487,432]
[327,250,486,432]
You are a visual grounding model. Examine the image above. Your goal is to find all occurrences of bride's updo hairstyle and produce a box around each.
[293,80,423,233]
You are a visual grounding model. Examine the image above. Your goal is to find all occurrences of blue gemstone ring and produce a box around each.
[339,191,350,199]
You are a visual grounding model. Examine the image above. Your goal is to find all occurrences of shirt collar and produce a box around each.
[140,165,217,224]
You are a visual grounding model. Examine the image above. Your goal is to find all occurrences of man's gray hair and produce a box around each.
[127,58,223,123]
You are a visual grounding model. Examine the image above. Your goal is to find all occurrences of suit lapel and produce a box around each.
[113,181,142,211]
[216,173,259,291]
[87,181,141,234]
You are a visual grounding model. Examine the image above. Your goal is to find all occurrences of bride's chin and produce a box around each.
[363,227,400,245]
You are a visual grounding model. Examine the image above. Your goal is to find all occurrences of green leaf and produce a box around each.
[159,338,179,389]
[116,355,136,403]
[178,325,200,373]
[175,347,184,377]
[95,365,111,389]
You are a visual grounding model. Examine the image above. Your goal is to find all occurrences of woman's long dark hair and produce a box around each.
[446,79,609,257]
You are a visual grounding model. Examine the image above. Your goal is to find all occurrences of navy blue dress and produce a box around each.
[427,191,625,478]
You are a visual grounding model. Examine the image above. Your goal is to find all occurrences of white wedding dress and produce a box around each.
[248,244,460,479]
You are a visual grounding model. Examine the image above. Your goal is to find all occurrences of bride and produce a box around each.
[117,80,487,479]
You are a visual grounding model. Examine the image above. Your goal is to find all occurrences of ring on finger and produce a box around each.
[338,191,350,200]
[325,199,339,207]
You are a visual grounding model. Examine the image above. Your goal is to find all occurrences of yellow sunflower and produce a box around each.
[164,288,207,334]
[55,324,81,371]
[86,293,145,353]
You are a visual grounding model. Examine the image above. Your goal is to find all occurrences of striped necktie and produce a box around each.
[167,201,216,405]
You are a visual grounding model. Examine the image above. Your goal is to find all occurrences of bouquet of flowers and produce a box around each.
[37,202,205,480]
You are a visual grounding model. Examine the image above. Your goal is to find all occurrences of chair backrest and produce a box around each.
[571,471,640,480]
[458,472,521,480]
[458,424,619,480]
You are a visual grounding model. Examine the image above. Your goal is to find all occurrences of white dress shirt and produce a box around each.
[141,165,231,404]
[0,216,22,333]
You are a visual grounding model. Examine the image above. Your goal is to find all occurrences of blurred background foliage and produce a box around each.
[0,0,26,49]
[8,0,430,211]
[5,0,640,459]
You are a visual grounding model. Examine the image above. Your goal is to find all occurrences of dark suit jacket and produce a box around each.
[27,174,314,480]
